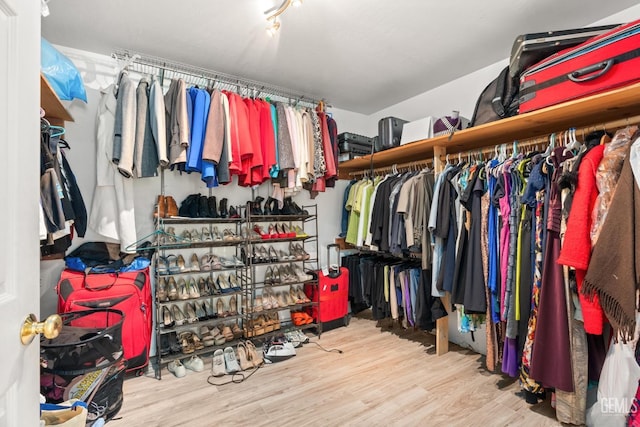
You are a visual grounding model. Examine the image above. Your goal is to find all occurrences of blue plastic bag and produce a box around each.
[41,38,87,102]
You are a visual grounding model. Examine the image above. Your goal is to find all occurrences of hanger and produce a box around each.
[50,125,65,138]
[58,139,70,150]
[511,140,518,159]
[563,127,582,155]
[445,154,450,165]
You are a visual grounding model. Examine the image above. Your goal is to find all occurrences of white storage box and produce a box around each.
[400,116,434,145]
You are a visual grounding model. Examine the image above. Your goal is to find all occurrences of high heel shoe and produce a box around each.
[167,277,178,301]
[264,266,274,285]
[268,246,278,262]
[268,223,278,239]
[290,242,303,261]
[177,278,189,300]
[185,302,197,323]
[189,253,200,271]
[198,277,209,296]
[208,276,221,295]
[196,301,208,321]
[283,224,296,238]
[162,306,174,328]
[171,304,187,326]
[229,295,238,316]
[157,277,168,302]
[202,226,212,241]
[216,298,227,317]
[293,225,308,237]
[204,299,216,319]
[259,246,270,263]
[181,229,192,242]
[245,340,264,367]
[188,277,200,298]
[200,254,212,271]
[176,254,188,272]
[295,243,310,260]
[229,273,241,291]
[253,224,269,240]
[275,223,286,238]
[212,226,223,241]
[218,274,232,293]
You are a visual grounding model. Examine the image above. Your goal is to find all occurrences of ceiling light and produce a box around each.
[264,0,301,34]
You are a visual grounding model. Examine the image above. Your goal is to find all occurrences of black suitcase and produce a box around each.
[376,117,408,152]
[510,24,620,78]
[338,132,374,154]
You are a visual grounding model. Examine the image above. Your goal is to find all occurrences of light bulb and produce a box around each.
[292,0,302,7]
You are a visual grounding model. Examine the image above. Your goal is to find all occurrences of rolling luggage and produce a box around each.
[338,132,374,157]
[519,19,640,114]
[57,268,153,373]
[306,244,349,331]
[376,117,408,152]
[510,24,619,78]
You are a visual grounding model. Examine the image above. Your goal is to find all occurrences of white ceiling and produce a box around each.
[42,0,638,114]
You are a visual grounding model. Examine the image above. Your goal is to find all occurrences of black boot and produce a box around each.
[281,197,294,215]
[263,197,272,215]
[199,195,210,217]
[208,196,218,218]
[179,194,199,218]
[254,196,265,215]
[229,205,240,218]
[266,197,280,216]
[219,198,228,218]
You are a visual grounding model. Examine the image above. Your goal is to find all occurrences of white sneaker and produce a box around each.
[295,329,309,343]
[211,349,226,377]
[183,355,204,372]
[167,360,186,378]
[223,346,241,374]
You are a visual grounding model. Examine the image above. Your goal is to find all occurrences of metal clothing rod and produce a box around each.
[112,49,330,108]
[349,158,433,177]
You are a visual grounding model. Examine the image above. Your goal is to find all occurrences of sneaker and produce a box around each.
[183,355,204,372]
[223,346,241,374]
[296,329,310,343]
[168,360,186,378]
[211,349,226,377]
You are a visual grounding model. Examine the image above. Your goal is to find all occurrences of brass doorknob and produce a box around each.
[20,313,62,345]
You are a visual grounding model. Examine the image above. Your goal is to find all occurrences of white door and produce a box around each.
[0,0,42,425]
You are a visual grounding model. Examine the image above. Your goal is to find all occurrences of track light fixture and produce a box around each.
[264,0,302,35]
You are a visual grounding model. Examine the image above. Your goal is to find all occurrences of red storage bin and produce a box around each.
[305,244,349,328]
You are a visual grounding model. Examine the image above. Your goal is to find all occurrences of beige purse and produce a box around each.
[40,399,87,427]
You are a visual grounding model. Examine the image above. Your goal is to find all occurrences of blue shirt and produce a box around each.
[186,88,210,173]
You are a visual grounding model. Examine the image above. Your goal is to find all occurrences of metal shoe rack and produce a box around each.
[152,211,249,379]
[242,204,320,342]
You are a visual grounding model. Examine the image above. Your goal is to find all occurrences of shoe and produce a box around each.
[176,254,188,272]
[166,254,180,274]
[223,229,237,241]
[254,196,265,215]
[232,256,245,267]
[296,286,311,303]
[295,243,310,260]
[212,226,223,242]
[229,295,238,316]
[211,327,226,346]
[200,326,215,347]
[211,349,226,377]
[218,198,229,218]
[229,206,240,219]
[190,228,201,242]
[168,331,181,353]
[222,325,234,342]
[157,277,168,302]
[210,255,223,270]
[189,253,200,272]
[198,277,209,296]
[167,360,186,378]
[268,223,279,239]
[224,347,241,374]
[195,301,207,321]
[231,323,243,339]
[172,304,187,326]
[153,195,167,218]
[160,334,171,356]
[178,194,198,218]
[268,246,278,262]
[236,342,253,371]
[167,277,178,300]
[192,333,205,350]
[229,273,241,291]
[209,276,221,294]
[178,331,195,354]
[216,298,227,317]
[199,195,210,218]
[293,225,308,237]
[204,299,216,319]
[161,306,174,328]
[185,302,198,323]
[180,229,192,243]
[293,264,312,282]
[253,295,263,313]
[245,340,264,367]
[165,196,179,217]
[253,224,269,240]
[188,278,200,298]
[208,196,218,218]
[218,275,232,293]
[202,227,213,241]
[264,266,273,285]
[183,355,204,372]
[276,292,288,308]
[177,278,189,300]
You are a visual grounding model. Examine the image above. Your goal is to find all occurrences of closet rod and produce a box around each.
[112,50,330,108]
[348,158,433,177]
[440,113,640,158]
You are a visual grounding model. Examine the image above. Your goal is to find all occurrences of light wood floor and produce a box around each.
[114,316,560,427]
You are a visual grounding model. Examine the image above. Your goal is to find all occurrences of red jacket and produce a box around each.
[557,145,605,334]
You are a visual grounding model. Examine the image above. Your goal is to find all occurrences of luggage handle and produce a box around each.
[83,271,119,291]
[327,244,340,278]
[568,59,613,83]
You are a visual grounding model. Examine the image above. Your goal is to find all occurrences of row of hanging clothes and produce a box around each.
[108,69,339,192]
[341,124,640,425]
[40,112,87,257]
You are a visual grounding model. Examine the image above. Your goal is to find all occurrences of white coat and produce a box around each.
[88,85,137,253]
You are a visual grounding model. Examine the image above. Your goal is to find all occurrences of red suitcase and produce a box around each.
[519,20,640,113]
[305,244,349,329]
[57,268,153,373]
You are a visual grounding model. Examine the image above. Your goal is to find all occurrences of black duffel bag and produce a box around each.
[469,66,519,127]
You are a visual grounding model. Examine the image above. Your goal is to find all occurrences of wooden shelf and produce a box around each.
[40,74,74,126]
[338,82,640,178]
